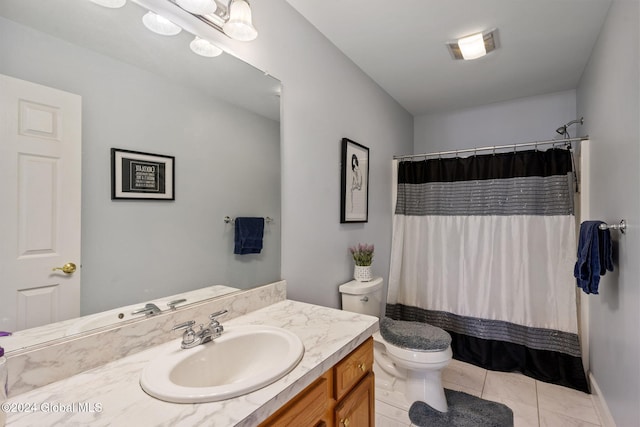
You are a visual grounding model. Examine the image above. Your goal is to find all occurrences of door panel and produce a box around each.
[0,74,81,332]
[19,154,58,256]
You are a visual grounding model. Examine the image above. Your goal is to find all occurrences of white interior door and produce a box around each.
[0,74,82,332]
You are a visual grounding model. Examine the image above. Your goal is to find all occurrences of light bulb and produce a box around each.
[223,0,257,42]
[142,11,182,36]
[90,0,126,8]
[190,37,223,57]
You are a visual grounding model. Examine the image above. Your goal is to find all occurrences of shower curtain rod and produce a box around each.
[393,136,588,160]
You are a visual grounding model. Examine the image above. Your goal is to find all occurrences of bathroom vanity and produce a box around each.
[3,282,378,426]
[259,338,374,426]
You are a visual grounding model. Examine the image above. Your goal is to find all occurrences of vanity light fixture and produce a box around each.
[176,0,217,15]
[90,0,127,8]
[190,36,223,57]
[142,11,182,36]
[93,0,249,57]
[169,0,259,42]
[447,29,499,60]
[223,0,258,41]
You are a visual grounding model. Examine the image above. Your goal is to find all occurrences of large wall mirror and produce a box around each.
[0,0,281,352]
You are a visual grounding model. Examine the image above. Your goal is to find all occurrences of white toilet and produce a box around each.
[339,277,452,412]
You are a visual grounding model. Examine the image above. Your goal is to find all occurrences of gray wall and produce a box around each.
[223,1,414,309]
[577,0,640,424]
[0,17,281,315]
[414,90,578,152]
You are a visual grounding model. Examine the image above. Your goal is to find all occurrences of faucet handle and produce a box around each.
[173,320,199,349]
[209,309,228,322]
[132,303,161,316]
[167,299,187,310]
[172,320,196,331]
[208,310,227,338]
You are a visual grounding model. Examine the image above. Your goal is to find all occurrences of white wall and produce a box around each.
[576,0,640,425]
[414,90,578,153]
[0,17,281,315]
[219,1,414,308]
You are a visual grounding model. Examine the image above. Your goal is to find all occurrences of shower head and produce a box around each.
[555,117,584,136]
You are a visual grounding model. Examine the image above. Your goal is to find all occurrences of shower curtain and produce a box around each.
[387,148,589,392]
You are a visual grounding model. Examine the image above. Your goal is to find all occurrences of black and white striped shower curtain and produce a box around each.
[386,148,589,392]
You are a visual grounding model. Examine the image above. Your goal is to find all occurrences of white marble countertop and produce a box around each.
[4,300,378,427]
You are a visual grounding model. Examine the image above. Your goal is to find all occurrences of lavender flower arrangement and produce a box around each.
[349,243,374,266]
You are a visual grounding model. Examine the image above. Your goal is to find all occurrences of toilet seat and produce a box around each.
[379,317,451,351]
[372,330,452,412]
[373,331,452,365]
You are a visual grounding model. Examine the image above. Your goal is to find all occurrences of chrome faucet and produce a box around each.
[173,309,228,349]
[132,303,162,316]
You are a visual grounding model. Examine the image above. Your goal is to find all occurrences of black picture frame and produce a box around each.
[111,148,175,200]
[340,138,369,223]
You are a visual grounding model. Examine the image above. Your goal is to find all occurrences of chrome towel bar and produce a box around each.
[224,216,274,224]
[599,220,626,234]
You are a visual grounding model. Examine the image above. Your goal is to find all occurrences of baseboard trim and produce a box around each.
[589,372,616,427]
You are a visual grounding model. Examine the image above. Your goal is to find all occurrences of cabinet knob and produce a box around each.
[340,418,350,427]
[357,362,366,372]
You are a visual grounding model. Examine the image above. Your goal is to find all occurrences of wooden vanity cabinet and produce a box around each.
[334,372,374,427]
[259,337,374,427]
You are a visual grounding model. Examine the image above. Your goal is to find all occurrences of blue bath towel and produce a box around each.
[234,217,264,255]
[574,221,613,294]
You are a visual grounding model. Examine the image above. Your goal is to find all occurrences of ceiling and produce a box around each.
[285,0,612,116]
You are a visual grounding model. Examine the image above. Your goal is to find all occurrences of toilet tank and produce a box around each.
[339,277,383,317]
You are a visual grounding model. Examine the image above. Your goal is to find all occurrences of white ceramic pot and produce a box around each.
[354,265,372,282]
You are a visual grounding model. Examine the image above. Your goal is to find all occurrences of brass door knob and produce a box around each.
[340,418,350,427]
[52,262,77,274]
[357,362,366,372]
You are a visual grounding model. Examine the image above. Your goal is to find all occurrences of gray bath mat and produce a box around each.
[409,389,513,427]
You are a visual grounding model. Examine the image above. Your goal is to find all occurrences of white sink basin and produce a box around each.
[140,324,304,403]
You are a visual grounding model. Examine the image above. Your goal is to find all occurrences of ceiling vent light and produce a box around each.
[189,36,223,57]
[176,0,217,15]
[142,11,182,36]
[223,0,257,41]
[447,29,499,60]
[90,0,127,8]
[458,33,485,60]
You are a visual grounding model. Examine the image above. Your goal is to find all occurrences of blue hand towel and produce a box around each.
[574,221,613,294]
[234,217,264,255]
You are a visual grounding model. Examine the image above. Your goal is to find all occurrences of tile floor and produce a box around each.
[375,359,604,427]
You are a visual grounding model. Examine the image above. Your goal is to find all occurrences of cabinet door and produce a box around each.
[259,371,334,427]
[334,338,373,401]
[335,372,374,427]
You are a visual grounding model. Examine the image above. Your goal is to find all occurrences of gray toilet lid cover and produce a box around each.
[380,317,451,352]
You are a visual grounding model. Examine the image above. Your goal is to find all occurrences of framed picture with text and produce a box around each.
[111,148,175,200]
[340,138,369,223]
